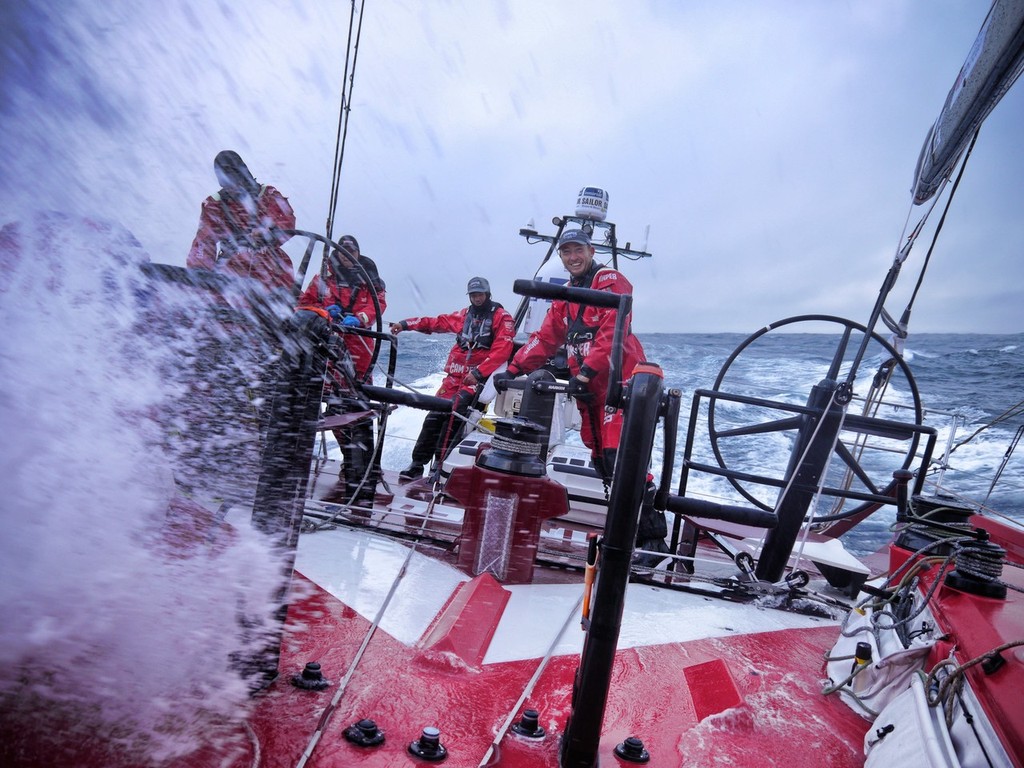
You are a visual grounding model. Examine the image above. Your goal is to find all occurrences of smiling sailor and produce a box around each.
[493,229,670,565]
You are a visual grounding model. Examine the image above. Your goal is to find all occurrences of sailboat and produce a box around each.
[2,2,1023,767]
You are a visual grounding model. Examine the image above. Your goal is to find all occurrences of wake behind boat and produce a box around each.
[2,2,1023,767]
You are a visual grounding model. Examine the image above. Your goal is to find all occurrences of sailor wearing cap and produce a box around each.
[493,228,670,565]
[555,228,595,279]
[390,277,514,481]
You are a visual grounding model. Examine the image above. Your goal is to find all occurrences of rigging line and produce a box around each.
[325,0,367,241]
[983,423,1023,505]
[878,192,945,337]
[890,170,946,273]
[853,140,980,498]
[476,592,585,768]
[324,3,354,239]
[951,400,1024,453]
[761,386,851,559]
[875,150,950,339]
[898,130,981,329]
[825,368,896,517]
[791,391,851,574]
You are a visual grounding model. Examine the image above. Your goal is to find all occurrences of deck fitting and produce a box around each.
[510,708,546,739]
[290,661,329,691]
[343,718,385,747]
[408,726,448,761]
[614,736,651,763]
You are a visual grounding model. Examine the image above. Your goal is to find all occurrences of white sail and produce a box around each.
[912,0,1024,203]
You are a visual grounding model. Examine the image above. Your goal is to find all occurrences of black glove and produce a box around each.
[567,376,593,401]
[491,369,518,391]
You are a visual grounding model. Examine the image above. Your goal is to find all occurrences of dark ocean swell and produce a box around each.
[386,331,1024,555]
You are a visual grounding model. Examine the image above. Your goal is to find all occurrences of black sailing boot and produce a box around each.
[402,410,445,482]
[634,480,670,567]
[340,424,372,515]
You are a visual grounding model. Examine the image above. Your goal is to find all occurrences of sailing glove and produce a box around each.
[341,314,361,327]
[491,369,517,391]
[326,305,343,321]
[567,376,593,401]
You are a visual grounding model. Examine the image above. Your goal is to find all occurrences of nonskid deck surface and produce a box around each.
[220,522,870,768]
[251,475,1019,768]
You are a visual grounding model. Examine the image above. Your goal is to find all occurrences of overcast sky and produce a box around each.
[2,0,1022,334]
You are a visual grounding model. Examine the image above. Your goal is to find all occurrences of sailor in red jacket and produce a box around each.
[297,235,387,506]
[298,235,386,382]
[493,229,669,563]
[187,150,296,291]
[390,277,514,480]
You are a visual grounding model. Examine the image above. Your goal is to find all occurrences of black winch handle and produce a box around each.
[512,279,631,312]
[361,384,452,412]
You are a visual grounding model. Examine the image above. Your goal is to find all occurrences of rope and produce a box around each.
[757,384,850,561]
[838,533,962,640]
[820,659,880,718]
[925,639,1024,729]
[951,402,1024,455]
[491,433,542,456]
[824,367,896,518]
[792,383,858,568]
[844,134,979,504]
[954,543,1005,582]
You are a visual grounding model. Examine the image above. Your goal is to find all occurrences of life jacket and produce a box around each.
[565,263,606,365]
[457,299,503,351]
[322,255,385,313]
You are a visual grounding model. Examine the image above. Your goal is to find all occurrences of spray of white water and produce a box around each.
[0,212,286,763]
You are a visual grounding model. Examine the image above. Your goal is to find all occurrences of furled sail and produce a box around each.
[912,0,1024,204]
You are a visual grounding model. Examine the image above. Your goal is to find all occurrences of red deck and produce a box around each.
[196,573,869,768]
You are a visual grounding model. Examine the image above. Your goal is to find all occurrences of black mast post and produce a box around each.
[560,364,665,767]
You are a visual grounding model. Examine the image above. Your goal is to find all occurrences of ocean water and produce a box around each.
[379,328,1024,555]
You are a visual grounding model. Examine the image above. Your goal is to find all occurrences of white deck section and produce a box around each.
[687,516,871,576]
[295,526,468,645]
[293,525,839,665]
[485,580,837,664]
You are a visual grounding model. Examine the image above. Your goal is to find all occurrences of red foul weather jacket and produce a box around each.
[508,264,645,455]
[298,256,387,381]
[187,184,295,290]
[403,301,514,399]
